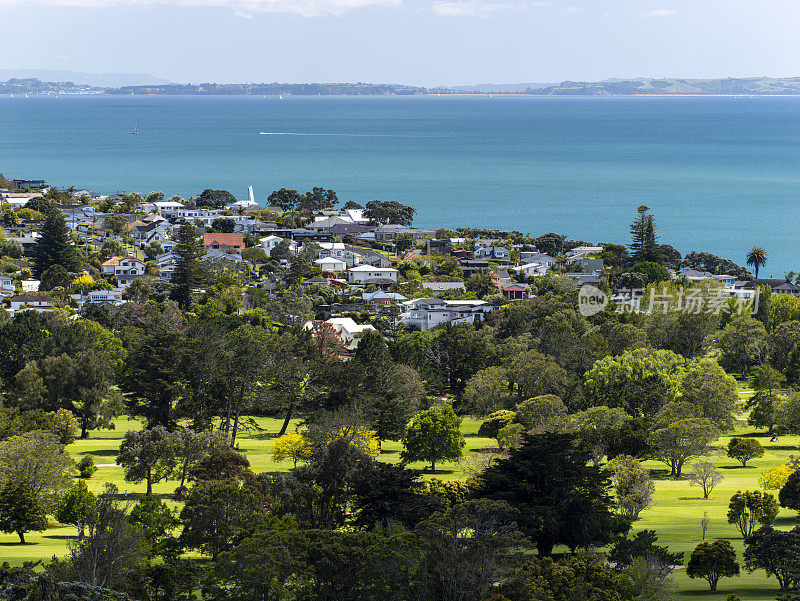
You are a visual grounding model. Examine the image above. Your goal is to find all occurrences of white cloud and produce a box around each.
[563,5,580,13]
[637,8,676,17]
[429,0,547,17]
[0,0,402,17]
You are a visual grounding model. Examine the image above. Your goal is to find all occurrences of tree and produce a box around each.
[689,460,724,499]
[760,463,797,491]
[298,187,338,212]
[779,470,800,513]
[128,495,178,558]
[179,479,264,560]
[267,188,303,211]
[717,317,768,379]
[196,189,236,209]
[727,490,779,538]
[33,201,81,277]
[271,432,310,467]
[571,406,630,467]
[629,205,659,263]
[49,484,145,591]
[116,427,179,496]
[401,405,465,472]
[0,481,47,543]
[680,358,739,432]
[686,539,740,592]
[648,418,719,477]
[169,223,204,309]
[743,526,800,592]
[606,455,654,519]
[532,232,566,256]
[514,395,569,433]
[363,200,416,226]
[173,428,225,490]
[608,529,683,572]
[727,438,765,467]
[507,350,567,403]
[474,432,616,556]
[747,363,785,432]
[746,246,768,279]
[478,410,517,439]
[585,348,685,417]
[211,217,235,233]
[0,430,75,509]
[54,480,96,540]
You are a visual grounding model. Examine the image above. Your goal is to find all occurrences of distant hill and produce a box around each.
[526,77,800,95]
[0,69,171,87]
[448,83,555,93]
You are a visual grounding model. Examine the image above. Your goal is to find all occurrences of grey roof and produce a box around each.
[422,281,467,291]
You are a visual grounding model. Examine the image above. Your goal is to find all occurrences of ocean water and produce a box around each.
[1,94,799,276]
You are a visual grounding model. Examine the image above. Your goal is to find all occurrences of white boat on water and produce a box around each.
[131,118,140,134]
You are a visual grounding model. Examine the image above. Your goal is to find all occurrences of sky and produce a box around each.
[1,0,800,86]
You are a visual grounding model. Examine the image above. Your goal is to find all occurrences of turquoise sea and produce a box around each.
[1,94,799,276]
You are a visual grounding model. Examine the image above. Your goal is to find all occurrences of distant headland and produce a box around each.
[6,75,800,96]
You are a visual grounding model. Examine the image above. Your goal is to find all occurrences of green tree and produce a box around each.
[477,409,517,438]
[747,363,785,432]
[609,529,684,572]
[179,479,264,560]
[571,406,630,467]
[401,405,465,472]
[0,481,48,543]
[727,490,779,538]
[211,217,236,233]
[196,189,236,209]
[778,470,800,514]
[169,223,204,309]
[54,480,96,540]
[585,348,685,417]
[648,418,719,477]
[514,395,569,433]
[606,454,654,520]
[507,350,567,403]
[0,430,75,509]
[686,539,740,592]
[116,427,179,496]
[727,438,765,467]
[128,495,178,557]
[363,200,416,226]
[33,201,81,278]
[680,357,739,432]
[629,205,660,263]
[717,317,768,378]
[743,525,800,592]
[474,432,616,556]
[266,188,303,211]
[746,246,768,279]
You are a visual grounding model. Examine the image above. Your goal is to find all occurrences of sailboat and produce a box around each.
[131,118,140,135]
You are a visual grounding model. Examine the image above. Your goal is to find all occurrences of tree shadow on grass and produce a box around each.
[766,445,799,451]
[773,515,799,527]
[0,542,38,546]
[719,465,754,470]
[42,535,75,541]
[678,496,712,501]
[422,469,455,475]
[77,449,117,458]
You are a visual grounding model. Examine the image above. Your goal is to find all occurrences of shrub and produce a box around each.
[77,455,97,479]
[477,410,516,439]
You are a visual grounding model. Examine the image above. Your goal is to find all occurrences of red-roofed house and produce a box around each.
[204,233,243,254]
[101,256,146,287]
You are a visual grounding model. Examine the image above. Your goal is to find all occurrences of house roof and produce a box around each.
[349,265,397,273]
[102,256,143,267]
[204,233,243,248]
[10,293,53,303]
[122,220,147,230]
[421,281,466,291]
[316,257,347,265]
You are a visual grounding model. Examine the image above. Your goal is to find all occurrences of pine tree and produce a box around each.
[170,224,204,309]
[629,205,660,262]
[33,201,81,277]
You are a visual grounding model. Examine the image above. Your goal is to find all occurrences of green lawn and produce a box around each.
[3,412,796,600]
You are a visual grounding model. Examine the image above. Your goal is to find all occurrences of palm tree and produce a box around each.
[746,246,768,279]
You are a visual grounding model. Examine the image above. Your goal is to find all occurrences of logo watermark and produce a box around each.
[578,285,759,317]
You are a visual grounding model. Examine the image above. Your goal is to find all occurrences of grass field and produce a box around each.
[2,409,796,600]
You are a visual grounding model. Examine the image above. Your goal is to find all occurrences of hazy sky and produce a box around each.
[1,0,800,86]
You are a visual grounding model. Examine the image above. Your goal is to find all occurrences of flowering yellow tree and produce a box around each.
[271,432,310,467]
[758,464,797,490]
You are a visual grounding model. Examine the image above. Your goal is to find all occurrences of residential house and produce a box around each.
[474,246,511,264]
[512,261,550,278]
[402,298,493,331]
[151,201,186,218]
[260,235,297,257]
[347,265,399,286]
[345,246,392,268]
[71,288,124,311]
[0,275,15,297]
[741,279,800,297]
[519,252,557,266]
[500,283,530,300]
[426,239,452,255]
[21,280,40,292]
[133,221,174,243]
[315,257,348,273]
[451,249,473,261]
[459,259,490,278]
[14,234,40,257]
[101,256,146,287]
[9,293,54,313]
[304,317,377,347]
[566,245,604,259]
[362,290,406,306]
[372,224,435,243]
[326,223,374,237]
[11,179,46,191]
[574,257,604,274]
[204,233,244,254]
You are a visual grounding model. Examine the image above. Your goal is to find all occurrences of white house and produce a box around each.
[512,262,550,278]
[101,256,146,287]
[315,257,348,273]
[0,275,15,297]
[474,246,511,263]
[9,293,54,313]
[347,265,399,285]
[565,245,603,259]
[303,317,377,346]
[260,235,297,257]
[151,201,185,218]
[519,252,557,267]
[402,298,493,331]
[71,288,124,311]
